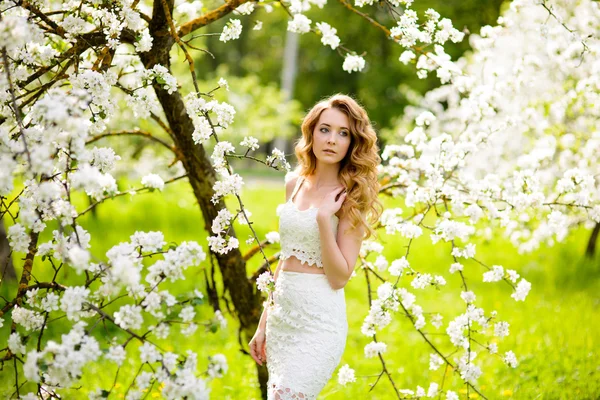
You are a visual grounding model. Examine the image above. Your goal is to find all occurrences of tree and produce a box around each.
[2,0,597,399]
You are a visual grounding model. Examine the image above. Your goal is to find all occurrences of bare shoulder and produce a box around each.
[337,208,367,241]
[284,173,300,202]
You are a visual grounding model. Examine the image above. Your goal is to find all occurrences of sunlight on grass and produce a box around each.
[1,177,598,399]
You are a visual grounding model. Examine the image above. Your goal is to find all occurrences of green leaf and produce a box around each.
[191,297,204,306]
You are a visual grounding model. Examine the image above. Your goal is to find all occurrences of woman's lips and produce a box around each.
[324,150,336,154]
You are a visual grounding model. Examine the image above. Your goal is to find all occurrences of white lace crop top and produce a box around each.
[276,176,339,268]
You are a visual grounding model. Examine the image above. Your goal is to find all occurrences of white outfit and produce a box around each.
[278,176,339,268]
[266,176,348,399]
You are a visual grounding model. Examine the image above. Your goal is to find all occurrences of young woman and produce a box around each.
[249,93,383,399]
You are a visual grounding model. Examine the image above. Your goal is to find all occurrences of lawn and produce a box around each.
[1,175,598,399]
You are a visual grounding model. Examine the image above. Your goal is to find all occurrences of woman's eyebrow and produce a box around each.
[321,123,349,130]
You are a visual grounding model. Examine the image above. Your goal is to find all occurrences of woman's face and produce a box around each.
[312,107,352,165]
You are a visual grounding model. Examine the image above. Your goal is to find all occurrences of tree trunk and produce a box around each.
[0,216,16,282]
[141,0,267,396]
[586,222,599,258]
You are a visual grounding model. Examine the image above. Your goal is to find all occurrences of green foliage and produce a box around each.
[1,180,598,398]
[191,0,505,138]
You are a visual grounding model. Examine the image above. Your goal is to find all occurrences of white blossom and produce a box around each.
[233,2,255,15]
[446,390,459,400]
[449,262,463,274]
[181,322,198,337]
[240,136,259,151]
[40,292,60,312]
[364,341,387,358]
[214,310,227,329]
[460,290,476,303]
[130,231,166,252]
[67,246,91,273]
[389,256,409,276]
[265,231,280,244]
[8,332,26,354]
[416,111,436,126]
[7,224,30,252]
[287,14,312,34]
[136,371,154,390]
[135,29,153,52]
[429,353,444,370]
[511,278,531,301]
[342,55,366,73]
[256,271,275,293]
[494,321,510,338]
[60,286,90,321]
[483,265,504,282]
[141,174,165,191]
[114,304,144,330]
[266,148,290,171]
[220,19,243,42]
[337,364,356,385]
[427,382,439,397]
[207,353,228,378]
[139,341,162,364]
[504,350,518,367]
[106,345,127,366]
[316,22,340,49]
[179,306,196,323]
[399,50,416,64]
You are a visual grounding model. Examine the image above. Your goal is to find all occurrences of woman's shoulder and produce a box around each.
[284,171,301,200]
[284,170,300,184]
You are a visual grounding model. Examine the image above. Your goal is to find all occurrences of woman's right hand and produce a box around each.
[249,328,267,366]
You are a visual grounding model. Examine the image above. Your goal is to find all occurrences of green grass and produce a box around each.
[1,178,599,399]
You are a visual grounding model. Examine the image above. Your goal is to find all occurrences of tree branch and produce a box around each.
[176,0,249,38]
[86,129,177,155]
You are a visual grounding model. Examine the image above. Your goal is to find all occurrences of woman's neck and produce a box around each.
[306,166,341,189]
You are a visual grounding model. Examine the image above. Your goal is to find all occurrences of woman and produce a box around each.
[249,93,383,399]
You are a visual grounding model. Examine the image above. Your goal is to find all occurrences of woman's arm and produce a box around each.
[250,172,295,365]
[256,174,298,329]
[250,258,283,365]
[257,257,283,330]
[317,211,366,290]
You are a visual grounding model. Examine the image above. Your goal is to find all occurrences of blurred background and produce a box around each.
[1,0,599,398]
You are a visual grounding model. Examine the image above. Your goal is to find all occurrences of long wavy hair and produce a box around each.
[293,93,383,241]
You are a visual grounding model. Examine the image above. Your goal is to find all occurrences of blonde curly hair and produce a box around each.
[291,93,383,240]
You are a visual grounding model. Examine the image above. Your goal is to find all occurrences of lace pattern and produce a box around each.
[277,176,339,268]
[266,271,347,399]
[268,383,307,399]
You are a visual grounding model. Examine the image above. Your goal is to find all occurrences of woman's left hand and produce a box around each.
[317,187,347,219]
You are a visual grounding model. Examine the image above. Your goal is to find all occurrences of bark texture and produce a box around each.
[140,0,268,396]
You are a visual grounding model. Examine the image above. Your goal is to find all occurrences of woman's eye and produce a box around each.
[321,127,348,136]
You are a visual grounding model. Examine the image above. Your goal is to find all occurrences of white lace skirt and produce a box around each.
[265,271,348,400]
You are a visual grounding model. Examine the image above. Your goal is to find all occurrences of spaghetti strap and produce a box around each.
[290,175,304,202]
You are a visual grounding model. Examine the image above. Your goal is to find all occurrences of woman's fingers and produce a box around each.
[256,338,264,364]
[251,338,265,365]
[334,187,346,202]
[249,340,261,365]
